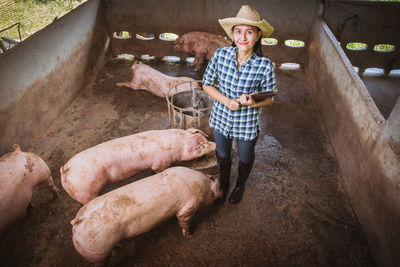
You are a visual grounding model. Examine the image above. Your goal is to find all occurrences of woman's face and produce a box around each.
[233,25,262,52]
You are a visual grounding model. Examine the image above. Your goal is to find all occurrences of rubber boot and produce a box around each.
[215,153,231,204]
[229,159,254,204]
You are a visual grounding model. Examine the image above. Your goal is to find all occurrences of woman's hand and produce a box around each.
[203,85,241,111]
[225,99,241,110]
[239,94,255,106]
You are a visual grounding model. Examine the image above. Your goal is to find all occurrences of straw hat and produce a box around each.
[218,5,274,40]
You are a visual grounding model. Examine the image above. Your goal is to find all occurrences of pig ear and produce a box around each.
[13,144,21,152]
[187,128,208,138]
[191,141,206,152]
[130,60,139,70]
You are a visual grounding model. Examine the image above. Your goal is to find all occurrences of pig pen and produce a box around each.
[0,0,399,266]
[0,56,375,267]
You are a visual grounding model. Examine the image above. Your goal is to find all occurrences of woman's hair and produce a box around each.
[253,37,263,57]
[231,26,264,57]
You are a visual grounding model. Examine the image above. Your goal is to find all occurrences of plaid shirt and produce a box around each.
[203,46,277,141]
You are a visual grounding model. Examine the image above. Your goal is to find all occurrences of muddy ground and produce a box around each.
[0,59,375,266]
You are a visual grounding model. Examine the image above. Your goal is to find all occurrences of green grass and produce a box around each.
[262,38,278,45]
[160,32,178,40]
[114,31,131,39]
[136,33,155,40]
[346,42,368,50]
[346,42,396,52]
[0,0,86,41]
[373,44,395,52]
[285,39,305,47]
[121,31,131,38]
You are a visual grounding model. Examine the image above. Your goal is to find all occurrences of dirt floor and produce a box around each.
[0,59,376,266]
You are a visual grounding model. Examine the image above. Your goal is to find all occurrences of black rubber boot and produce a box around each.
[229,159,254,204]
[215,153,232,204]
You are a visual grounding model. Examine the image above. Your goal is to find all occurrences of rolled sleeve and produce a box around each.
[260,62,277,92]
[202,51,218,86]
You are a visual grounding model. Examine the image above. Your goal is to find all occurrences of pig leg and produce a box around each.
[116,80,144,90]
[176,202,199,238]
[116,82,131,87]
[192,51,207,71]
[117,62,140,89]
[189,51,201,68]
[151,159,171,173]
[94,256,110,267]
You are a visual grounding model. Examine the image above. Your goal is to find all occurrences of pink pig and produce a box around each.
[174,31,231,71]
[60,128,216,204]
[0,144,59,235]
[71,166,221,265]
[116,61,198,98]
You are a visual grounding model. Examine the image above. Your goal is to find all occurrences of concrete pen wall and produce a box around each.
[306,17,400,267]
[105,0,320,68]
[0,0,109,155]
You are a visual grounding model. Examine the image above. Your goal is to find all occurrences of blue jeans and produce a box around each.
[213,128,258,163]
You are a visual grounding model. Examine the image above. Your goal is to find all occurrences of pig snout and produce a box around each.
[183,139,216,161]
[173,36,184,50]
[188,128,215,155]
[185,134,216,160]
[210,176,222,200]
[193,138,216,155]
[204,141,216,154]
[180,129,216,161]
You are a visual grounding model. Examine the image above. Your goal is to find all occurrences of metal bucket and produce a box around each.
[166,80,216,172]
[166,80,214,138]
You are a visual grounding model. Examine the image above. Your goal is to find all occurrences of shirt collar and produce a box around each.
[230,46,257,66]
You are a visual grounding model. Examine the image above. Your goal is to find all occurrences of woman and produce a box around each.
[202,5,277,204]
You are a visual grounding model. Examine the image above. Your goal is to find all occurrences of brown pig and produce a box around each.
[60,128,216,204]
[116,61,198,98]
[71,166,221,265]
[174,31,231,71]
[0,144,59,235]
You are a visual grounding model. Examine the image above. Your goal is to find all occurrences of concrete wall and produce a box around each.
[306,17,400,266]
[0,0,109,155]
[104,0,320,67]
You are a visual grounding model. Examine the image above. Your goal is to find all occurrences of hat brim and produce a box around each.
[218,17,274,41]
